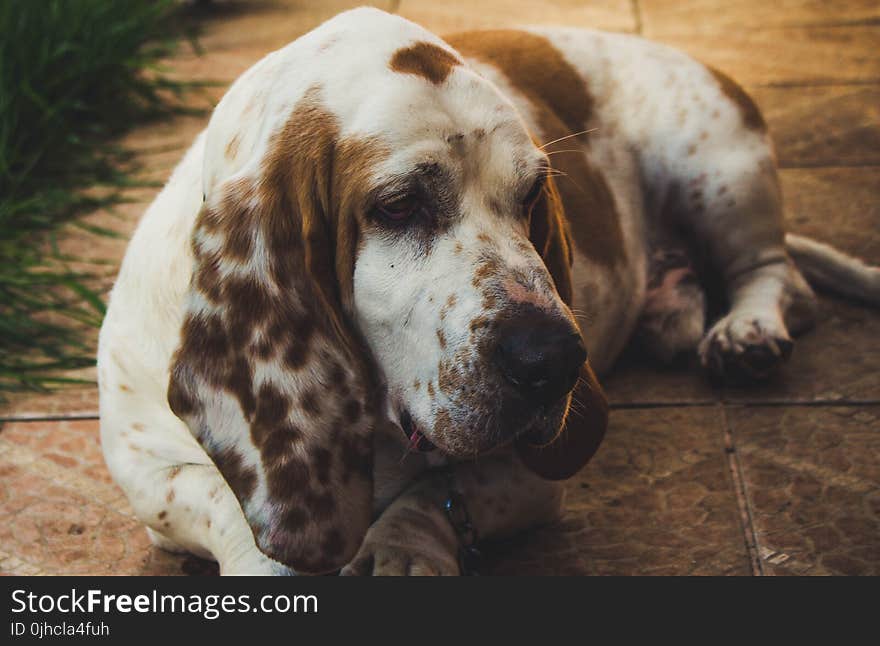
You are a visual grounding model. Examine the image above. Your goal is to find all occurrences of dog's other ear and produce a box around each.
[528,176,573,303]
[518,176,608,479]
[167,92,379,574]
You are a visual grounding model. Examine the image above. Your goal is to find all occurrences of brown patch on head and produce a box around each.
[446,30,590,139]
[389,41,460,85]
[708,66,766,132]
[446,29,625,270]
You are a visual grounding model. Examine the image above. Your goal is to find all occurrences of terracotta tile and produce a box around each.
[602,345,719,405]
[782,167,880,264]
[0,461,129,574]
[397,0,637,34]
[641,0,880,31]
[728,406,880,575]
[645,26,879,85]
[191,1,394,57]
[753,85,880,167]
[0,445,209,575]
[483,407,751,575]
[1,419,112,487]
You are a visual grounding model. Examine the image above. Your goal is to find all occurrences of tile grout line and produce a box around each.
[753,79,880,88]
[2,398,879,425]
[779,161,880,170]
[630,0,643,35]
[718,404,765,576]
[0,412,100,424]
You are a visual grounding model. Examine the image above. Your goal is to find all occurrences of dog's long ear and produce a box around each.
[517,177,609,480]
[167,90,379,574]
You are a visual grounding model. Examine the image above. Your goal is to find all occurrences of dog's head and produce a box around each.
[168,8,607,573]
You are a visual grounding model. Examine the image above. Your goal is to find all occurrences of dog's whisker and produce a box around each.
[538,128,597,150]
[544,149,586,157]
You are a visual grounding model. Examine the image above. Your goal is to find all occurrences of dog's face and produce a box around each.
[350,45,586,457]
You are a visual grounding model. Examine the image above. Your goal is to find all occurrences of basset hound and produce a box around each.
[98,8,880,575]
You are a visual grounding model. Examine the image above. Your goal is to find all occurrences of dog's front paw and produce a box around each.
[699,313,793,380]
[340,506,460,576]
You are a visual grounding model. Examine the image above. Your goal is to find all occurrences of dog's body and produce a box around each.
[98,9,879,575]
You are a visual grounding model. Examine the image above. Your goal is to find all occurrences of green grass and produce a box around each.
[0,0,202,397]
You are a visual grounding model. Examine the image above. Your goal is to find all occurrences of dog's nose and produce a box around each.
[494,308,587,407]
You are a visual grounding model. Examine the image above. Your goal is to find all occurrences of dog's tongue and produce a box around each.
[409,429,436,453]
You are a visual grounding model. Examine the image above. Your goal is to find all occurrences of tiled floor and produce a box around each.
[1,0,877,576]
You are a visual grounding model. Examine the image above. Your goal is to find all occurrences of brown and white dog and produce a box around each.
[98,8,879,575]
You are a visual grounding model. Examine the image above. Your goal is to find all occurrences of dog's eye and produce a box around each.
[375,195,419,224]
[522,175,546,207]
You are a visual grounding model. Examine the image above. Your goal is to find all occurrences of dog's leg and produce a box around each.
[685,155,817,378]
[341,451,563,576]
[102,406,294,575]
[128,461,295,575]
[666,121,817,378]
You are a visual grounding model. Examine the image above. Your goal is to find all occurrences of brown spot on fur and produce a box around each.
[225,133,241,160]
[158,511,167,520]
[213,447,257,502]
[119,384,132,393]
[436,329,447,349]
[343,398,361,424]
[299,387,321,417]
[131,422,145,432]
[413,379,421,390]
[166,490,175,503]
[708,66,766,131]
[389,41,460,85]
[472,255,501,287]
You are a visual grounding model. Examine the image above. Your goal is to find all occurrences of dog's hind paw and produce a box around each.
[699,313,793,380]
